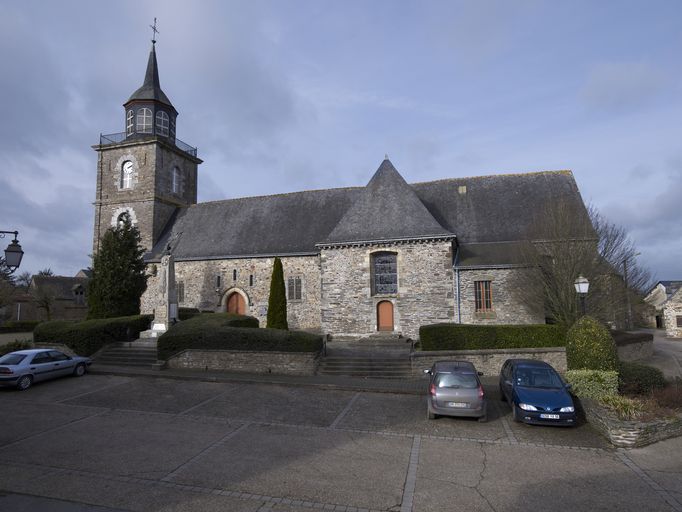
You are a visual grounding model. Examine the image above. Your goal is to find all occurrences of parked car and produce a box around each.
[424,360,487,422]
[0,349,91,391]
[499,359,576,426]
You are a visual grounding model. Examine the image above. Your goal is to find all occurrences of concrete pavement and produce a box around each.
[641,328,682,380]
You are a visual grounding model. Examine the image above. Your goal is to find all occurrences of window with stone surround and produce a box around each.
[474,280,493,312]
[677,316,682,328]
[177,281,185,304]
[287,276,302,301]
[371,252,398,295]
[121,161,133,189]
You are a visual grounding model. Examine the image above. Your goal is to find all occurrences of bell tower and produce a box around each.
[92,33,202,255]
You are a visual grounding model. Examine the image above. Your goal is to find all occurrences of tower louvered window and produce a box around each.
[126,110,135,135]
[137,108,152,133]
[156,111,169,136]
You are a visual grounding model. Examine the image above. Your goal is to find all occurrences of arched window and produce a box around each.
[156,111,169,136]
[126,110,135,135]
[171,167,181,194]
[136,108,152,133]
[117,212,130,229]
[371,252,398,295]
[169,118,176,140]
[121,161,133,189]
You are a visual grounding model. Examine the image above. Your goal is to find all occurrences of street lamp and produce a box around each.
[574,275,589,316]
[1,231,24,274]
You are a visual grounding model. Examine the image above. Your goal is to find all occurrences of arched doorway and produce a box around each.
[377,301,394,331]
[226,292,246,315]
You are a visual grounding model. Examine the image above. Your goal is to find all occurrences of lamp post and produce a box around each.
[574,275,589,317]
[1,231,24,274]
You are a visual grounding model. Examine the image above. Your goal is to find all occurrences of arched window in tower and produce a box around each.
[172,167,181,194]
[117,212,130,229]
[156,111,169,137]
[169,117,176,140]
[121,161,134,189]
[126,110,135,136]
[137,108,152,133]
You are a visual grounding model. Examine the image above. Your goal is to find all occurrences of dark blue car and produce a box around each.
[499,359,576,427]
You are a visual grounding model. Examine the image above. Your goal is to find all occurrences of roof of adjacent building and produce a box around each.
[31,276,88,300]
[147,159,589,263]
[125,43,176,112]
[655,281,682,301]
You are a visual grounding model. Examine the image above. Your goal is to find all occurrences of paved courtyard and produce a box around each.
[0,374,680,511]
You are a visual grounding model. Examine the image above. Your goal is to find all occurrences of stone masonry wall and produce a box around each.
[663,290,682,338]
[457,267,544,325]
[166,349,320,376]
[320,241,455,339]
[141,255,321,331]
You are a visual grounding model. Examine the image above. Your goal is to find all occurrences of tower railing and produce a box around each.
[99,132,198,158]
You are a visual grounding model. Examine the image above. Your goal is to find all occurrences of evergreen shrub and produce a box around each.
[565,316,618,371]
[34,315,152,356]
[0,339,34,356]
[158,313,321,360]
[618,362,666,395]
[419,323,566,351]
[178,307,201,321]
[266,257,288,330]
[0,321,41,333]
[565,370,619,400]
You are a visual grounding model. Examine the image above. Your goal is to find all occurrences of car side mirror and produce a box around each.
[477,371,484,376]
[423,369,431,375]
[504,380,512,387]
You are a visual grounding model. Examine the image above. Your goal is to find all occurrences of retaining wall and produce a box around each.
[166,349,320,376]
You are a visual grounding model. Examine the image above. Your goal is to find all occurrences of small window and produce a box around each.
[156,111,169,136]
[287,276,302,301]
[216,275,221,289]
[126,110,134,135]
[171,167,182,194]
[249,274,254,287]
[474,280,493,312]
[121,161,133,189]
[137,108,152,133]
[677,316,682,328]
[371,252,397,295]
[233,270,237,281]
[177,281,185,303]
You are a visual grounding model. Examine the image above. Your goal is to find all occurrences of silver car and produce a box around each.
[0,349,91,391]
[424,361,487,422]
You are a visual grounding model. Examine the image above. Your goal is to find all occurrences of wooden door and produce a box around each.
[227,293,246,315]
[377,301,394,331]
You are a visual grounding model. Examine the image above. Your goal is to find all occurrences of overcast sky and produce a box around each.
[1,0,680,281]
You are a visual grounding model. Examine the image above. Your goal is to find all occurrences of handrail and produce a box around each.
[99,132,198,158]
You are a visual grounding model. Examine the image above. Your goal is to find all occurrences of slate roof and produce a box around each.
[31,276,88,300]
[456,241,533,268]
[147,160,589,262]
[126,43,176,112]
[658,281,682,301]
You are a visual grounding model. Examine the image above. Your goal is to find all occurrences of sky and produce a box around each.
[0,0,680,282]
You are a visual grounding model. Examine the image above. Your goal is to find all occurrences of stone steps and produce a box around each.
[94,341,158,368]
[316,354,413,379]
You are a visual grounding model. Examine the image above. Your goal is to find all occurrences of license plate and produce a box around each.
[540,414,560,419]
[447,402,468,408]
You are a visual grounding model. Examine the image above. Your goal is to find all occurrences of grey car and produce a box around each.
[0,349,91,391]
[424,361,487,422]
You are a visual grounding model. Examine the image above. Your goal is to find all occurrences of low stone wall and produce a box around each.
[613,331,654,362]
[166,349,320,376]
[411,347,566,376]
[580,398,682,448]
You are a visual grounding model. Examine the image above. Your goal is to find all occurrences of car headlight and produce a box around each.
[559,406,575,413]
[518,403,538,411]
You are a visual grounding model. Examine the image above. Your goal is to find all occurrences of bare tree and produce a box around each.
[15,271,32,289]
[515,200,651,328]
[37,268,54,277]
[32,286,56,321]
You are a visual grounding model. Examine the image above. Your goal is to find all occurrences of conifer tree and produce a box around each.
[87,214,148,319]
[266,257,288,330]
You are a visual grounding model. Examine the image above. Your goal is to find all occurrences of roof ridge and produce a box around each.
[190,185,364,207]
[410,169,574,186]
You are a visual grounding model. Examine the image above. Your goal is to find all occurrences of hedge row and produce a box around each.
[33,315,152,356]
[618,361,666,395]
[157,313,322,360]
[0,340,34,356]
[0,321,41,333]
[419,323,566,351]
[565,370,619,400]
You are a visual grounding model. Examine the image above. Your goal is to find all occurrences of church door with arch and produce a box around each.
[377,301,394,331]
[226,292,246,315]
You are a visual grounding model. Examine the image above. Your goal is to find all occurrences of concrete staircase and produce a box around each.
[316,334,414,379]
[94,340,158,368]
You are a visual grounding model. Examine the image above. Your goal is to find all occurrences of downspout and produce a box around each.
[454,245,461,323]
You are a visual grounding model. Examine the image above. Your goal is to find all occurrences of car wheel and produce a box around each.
[16,375,33,391]
[511,404,521,423]
[73,363,86,377]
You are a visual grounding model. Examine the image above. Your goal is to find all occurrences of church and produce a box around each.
[92,43,589,339]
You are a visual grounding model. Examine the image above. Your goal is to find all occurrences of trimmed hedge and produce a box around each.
[0,321,41,333]
[565,370,619,400]
[0,339,34,356]
[566,316,618,371]
[178,307,201,321]
[618,362,666,395]
[33,315,152,356]
[158,313,321,360]
[418,323,566,351]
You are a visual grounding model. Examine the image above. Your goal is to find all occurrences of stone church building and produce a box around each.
[93,43,589,339]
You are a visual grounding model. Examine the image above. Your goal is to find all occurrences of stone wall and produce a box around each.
[320,241,455,339]
[166,349,320,376]
[613,331,654,362]
[141,255,321,331]
[456,267,545,325]
[411,347,566,376]
[663,290,682,338]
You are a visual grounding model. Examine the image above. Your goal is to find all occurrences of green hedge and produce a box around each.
[157,313,321,360]
[418,323,566,351]
[178,307,201,321]
[618,361,666,395]
[566,316,618,371]
[33,315,152,356]
[0,321,41,333]
[0,339,34,356]
[565,370,619,400]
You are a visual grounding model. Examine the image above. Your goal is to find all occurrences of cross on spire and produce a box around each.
[150,17,160,44]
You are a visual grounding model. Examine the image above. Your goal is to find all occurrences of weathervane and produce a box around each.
[150,17,160,44]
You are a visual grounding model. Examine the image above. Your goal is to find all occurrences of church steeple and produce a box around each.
[126,43,176,112]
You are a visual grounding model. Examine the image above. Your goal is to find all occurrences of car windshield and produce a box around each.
[0,354,26,365]
[434,372,478,389]
[515,368,564,389]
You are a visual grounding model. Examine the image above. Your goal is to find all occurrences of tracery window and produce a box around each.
[371,252,397,295]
